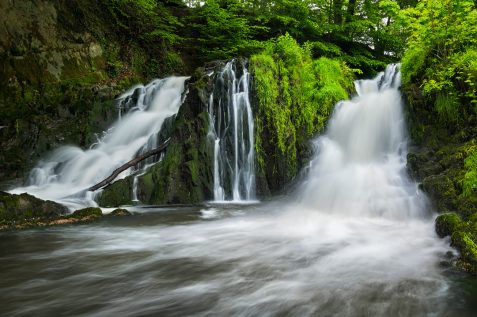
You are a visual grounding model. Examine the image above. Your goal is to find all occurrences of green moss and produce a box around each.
[109,208,131,216]
[0,191,68,225]
[463,147,477,197]
[435,211,477,273]
[137,142,184,204]
[250,34,355,192]
[422,175,458,211]
[97,178,133,207]
[452,230,477,272]
[72,207,103,218]
[436,213,462,238]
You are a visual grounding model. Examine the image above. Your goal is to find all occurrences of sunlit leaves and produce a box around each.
[402,0,477,111]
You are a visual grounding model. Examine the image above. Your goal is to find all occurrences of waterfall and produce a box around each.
[10,77,189,209]
[299,64,427,219]
[1,65,456,317]
[207,60,256,202]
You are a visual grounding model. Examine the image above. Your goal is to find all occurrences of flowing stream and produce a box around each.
[9,77,189,209]
[2,66,477,316]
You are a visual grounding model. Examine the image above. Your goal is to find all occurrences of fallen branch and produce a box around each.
[88,138,171,191]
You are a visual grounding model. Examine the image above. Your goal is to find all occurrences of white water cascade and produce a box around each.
[10,77,188,209]
[207,60,256,202]
[299,64,426,219]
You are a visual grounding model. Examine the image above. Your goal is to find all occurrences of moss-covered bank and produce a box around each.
[401,0,477,273]
[250,35,355,194]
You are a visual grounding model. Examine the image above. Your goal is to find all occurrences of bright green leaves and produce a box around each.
[464,147,477,197]
[313,57,355,121]
[250,35,354,174]
[183,0,409,73]
[401,0,477,107]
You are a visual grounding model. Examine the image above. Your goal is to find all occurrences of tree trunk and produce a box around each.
[333,0,344,25]
[345,0,357,23]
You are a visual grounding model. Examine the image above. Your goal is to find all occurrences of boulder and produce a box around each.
[0,191,68,225]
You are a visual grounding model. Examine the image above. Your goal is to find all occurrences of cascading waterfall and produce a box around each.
[2,65,462,317]
[207,60,256,202]
[298,64,426,219]
[10,77,188,209]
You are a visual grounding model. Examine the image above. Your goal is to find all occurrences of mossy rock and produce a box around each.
[96,178,134,207]
[435,213,462,238]
[72,207,103,219]
[109,208,132,216]
[451,230,477,273]
[0,191,68,225]
[422,175,458,211]
[435,211,477,274]
[407,151,443,180]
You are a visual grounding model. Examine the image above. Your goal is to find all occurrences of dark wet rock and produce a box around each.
[0,191,68,226]
[435,213,462,238]
[110,208,132,216]
[135,76,214,204]
[97,178,134,208]
[100,71,214,206]
[71,207,103,219]
[0,0,185,182]
[422,175,458,212]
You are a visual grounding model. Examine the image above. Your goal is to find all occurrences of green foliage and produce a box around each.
[402,0,477,114]
[463,147,477,197]
[250,34,354,177]
[105,0,183,45]
[182,0,407,73]
[313,57,355,122]
[102,0,185,76]
[187,0,262,62]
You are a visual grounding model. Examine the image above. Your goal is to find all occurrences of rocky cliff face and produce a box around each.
[98,71,215,206]
[0,0,183,185]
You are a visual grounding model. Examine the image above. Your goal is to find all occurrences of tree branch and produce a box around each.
[88,138,171,192]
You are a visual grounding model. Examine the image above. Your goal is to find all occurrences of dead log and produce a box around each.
[88,138,171,192]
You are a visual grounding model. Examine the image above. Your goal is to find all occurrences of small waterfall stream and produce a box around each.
[207,60,256,202]
[10,77,188,209]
